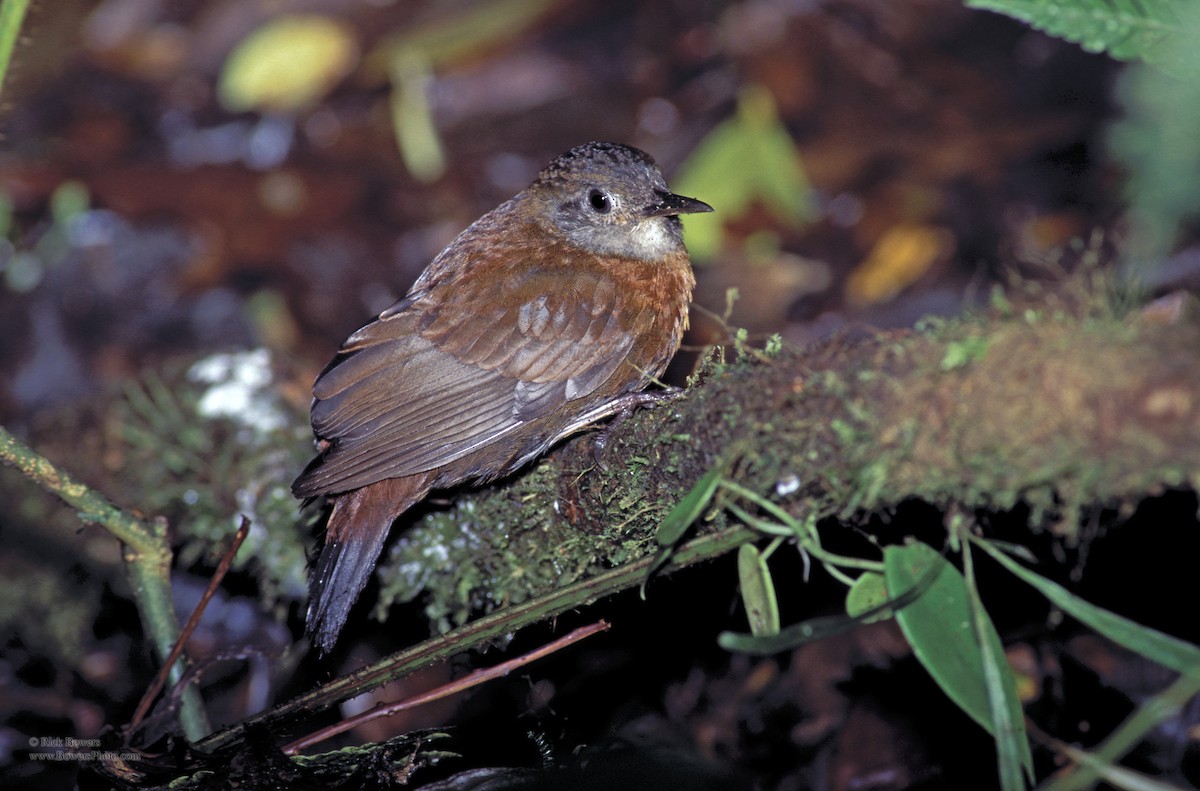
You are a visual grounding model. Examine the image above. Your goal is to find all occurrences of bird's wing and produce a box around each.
[292,264,643,498]
[418,260,649,415]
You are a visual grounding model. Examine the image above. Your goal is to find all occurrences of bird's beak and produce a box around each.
[644,191,714,218]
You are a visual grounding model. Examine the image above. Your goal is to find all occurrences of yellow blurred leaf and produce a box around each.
[674,84,815,261]
[219,15,359,114]
[390,49,445,183]
[374,0,557,68]
[371,0,556,182]
[845,223,951,307]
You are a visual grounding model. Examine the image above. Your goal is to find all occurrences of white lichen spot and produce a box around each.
[396,560,425,582]
[422,543,450,564]
[189,349,288,435]
[775,474,801,497]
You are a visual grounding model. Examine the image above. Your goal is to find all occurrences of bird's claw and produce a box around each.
[591,387,685,467]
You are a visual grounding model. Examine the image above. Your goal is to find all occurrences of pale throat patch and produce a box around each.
[627,217,679,260]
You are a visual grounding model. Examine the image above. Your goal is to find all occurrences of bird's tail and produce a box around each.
[306,474,433,654]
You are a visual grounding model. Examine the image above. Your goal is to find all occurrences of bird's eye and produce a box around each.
[588,189,612,214]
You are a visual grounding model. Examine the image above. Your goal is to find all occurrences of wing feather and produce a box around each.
[293,260,639,498]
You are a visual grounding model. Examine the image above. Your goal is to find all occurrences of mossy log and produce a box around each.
[377,299,1200,630]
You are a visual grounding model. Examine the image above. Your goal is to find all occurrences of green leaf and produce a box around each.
[672,84,815,260]
[737,544,780,637]
[965,0,1183,66]
[845,571,892,622]
[972,536,1200,674]
[655,465,722,546]
[884,541,1027,753]
[1107,1,1200,269]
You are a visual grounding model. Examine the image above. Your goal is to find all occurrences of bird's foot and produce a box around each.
[591,387,684,466]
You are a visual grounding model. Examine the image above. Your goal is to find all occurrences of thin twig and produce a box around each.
[197,525,753,755]
[281,620,611,755]
[127,517,251,738]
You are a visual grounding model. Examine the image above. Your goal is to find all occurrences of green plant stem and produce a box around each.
[0,425,157,553]
[0,0,30,99]
[0,424,211,740]
[197,522,755,755]
[124,536,210,741]
[720,480,884,575]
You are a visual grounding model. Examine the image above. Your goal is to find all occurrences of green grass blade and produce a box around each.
[971,535,1200,673]
[1048,737,1193,791]
[1042,662,1200,790]
[0,0,30,101]
[963,543,1034,787]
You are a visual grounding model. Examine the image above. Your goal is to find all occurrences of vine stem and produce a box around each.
[282,621,610,754]
[0,424,211,740]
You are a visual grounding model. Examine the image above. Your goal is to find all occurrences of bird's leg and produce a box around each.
[588,387,685,465]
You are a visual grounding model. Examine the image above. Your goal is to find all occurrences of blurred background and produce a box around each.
[2,0,1196,789]
[0,0,1124,419]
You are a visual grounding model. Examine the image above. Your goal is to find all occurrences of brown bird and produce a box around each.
[292,141,713,652]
